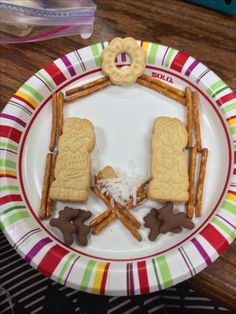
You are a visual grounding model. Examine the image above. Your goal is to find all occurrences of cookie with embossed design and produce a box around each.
[49,117,95,202]
[148,117,189,203]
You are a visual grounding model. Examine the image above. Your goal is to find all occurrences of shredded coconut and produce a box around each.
[110,197,115,208]
[98,167,148,205]
[100,188,107,195]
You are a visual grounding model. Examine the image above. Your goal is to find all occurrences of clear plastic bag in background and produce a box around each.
[0,0,96,44]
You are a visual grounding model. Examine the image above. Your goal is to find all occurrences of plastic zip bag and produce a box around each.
[0,0,96,44]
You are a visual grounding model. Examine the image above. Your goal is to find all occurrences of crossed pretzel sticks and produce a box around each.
[89,175,149,241]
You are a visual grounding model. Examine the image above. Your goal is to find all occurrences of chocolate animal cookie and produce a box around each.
[50,207,80,245]
[143,204,181,241]
[73,209,92,246]
[158,202,194,234]
[143,208,162,241]
[50,207,92,246]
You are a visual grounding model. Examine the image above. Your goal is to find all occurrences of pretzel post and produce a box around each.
[186,87,193,149]
[195,148,208,217]
[192,92,202,152]
[57,92,64,137]
[39,153,52,219]
[49,93,57,152]
[46,153,57,217]
[187,146,197,219]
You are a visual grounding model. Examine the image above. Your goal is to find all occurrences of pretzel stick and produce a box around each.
[90,178,148,227]
[57,92,64,137]
[92,213,116,235]
[49,93,57,151]
[39,153,52,219]
[91,190,147,232]
[112,203,142,241]
[89,201,141,229]
[115,202,141,229]
[90,175,147,231]
[46,153,57,218]
[97,182,143,228]
[89,208,111,227]
[125,190,147,210]
[89,175,113,227]
[90,175,147,227]
[195,148,208,217]
[137,78,186,105]
[65,80,112,103]
[66,76,109,96]
[192,92,202,152]
[124,180,149,207]
[186,87,193,148]
[187,146,197,219]
[140,74,185,98]
[91,186,142,241]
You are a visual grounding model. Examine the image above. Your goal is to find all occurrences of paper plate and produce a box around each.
[1,41,236,296]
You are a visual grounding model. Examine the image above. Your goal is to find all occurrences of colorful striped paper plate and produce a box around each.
[1,41,236,295]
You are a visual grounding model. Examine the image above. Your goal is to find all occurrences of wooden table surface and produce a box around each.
[0,0,235,310]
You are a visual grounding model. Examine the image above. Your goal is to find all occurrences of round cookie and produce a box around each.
[102,37,146,85]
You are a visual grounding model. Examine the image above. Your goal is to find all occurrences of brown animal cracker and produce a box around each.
[148,117,189,203]
[73,209,92,246]
[143,208,162,241]
[143,203,185,241]
[49,118,96,202]
[158,202,194,234]
[50,207,80,246]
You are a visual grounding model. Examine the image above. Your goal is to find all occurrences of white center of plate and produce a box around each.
[21,71,230,260]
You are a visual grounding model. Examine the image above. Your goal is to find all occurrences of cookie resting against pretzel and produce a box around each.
[49,118,95,202]
[102,37,146,85]
[148,117,189,203]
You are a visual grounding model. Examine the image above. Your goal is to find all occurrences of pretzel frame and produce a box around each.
[40,73,208,241]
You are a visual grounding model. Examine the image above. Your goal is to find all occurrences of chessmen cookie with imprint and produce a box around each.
[49,118,95,202]
[148,117,189,203]
[102,37,146,85]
